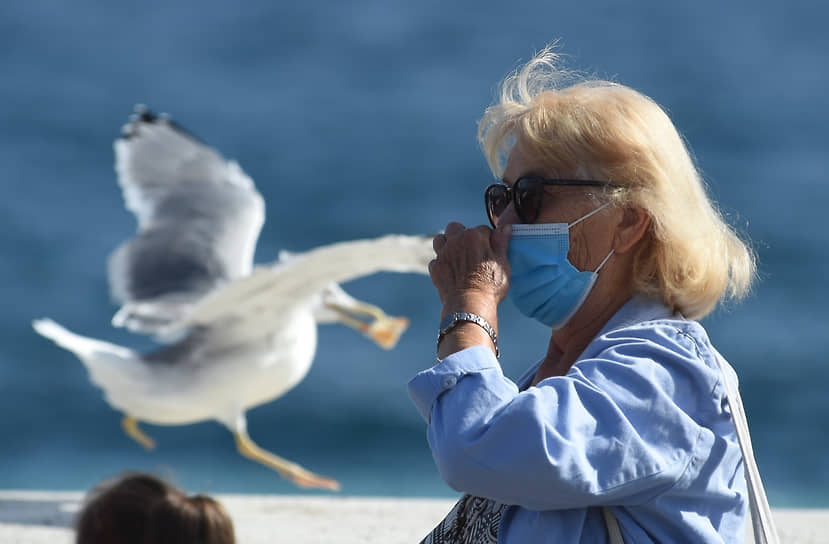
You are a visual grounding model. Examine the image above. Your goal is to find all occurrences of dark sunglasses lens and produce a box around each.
[485,185,510,225]
[514,178,543,223]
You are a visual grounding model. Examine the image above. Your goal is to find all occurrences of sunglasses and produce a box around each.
[484,176,619,227]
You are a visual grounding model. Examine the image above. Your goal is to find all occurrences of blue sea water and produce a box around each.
[1,0,827,508]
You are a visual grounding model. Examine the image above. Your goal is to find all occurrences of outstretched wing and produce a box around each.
[163,234,435,338]
[108,106,265,336]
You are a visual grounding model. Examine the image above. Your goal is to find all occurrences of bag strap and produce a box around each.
[602,507,625,544]
[713,354,780,544]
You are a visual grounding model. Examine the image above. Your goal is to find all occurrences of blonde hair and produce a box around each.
[479,46,755,319]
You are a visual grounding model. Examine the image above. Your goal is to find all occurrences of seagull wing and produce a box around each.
[108,107,265,336]
[164,234,434,336]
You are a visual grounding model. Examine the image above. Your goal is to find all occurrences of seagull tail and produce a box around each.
[33,319,128,358]
[32,318,143,390]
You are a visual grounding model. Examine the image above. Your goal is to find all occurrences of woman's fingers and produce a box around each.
[435,223,502,263]
[444,222,466,238]
[491,223,512,256]
[432,233,447,253]
[430,222,509,297]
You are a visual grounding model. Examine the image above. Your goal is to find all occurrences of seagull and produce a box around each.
[32,106,434,491]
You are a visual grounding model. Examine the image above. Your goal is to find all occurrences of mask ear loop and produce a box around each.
[566,202,615,273]
[594,249,614,272]
[567,201,611,228]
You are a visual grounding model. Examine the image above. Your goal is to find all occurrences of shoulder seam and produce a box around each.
[645,326,725,503]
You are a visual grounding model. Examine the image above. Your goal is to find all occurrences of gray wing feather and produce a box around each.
[108,107,265,335]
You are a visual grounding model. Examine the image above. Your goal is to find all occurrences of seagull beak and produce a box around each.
[324,301,410,350]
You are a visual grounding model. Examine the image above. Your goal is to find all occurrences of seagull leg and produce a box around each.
[325,300,410,349]
[365,313,409,349]
[121,415,156,450]
[233,429,340,491]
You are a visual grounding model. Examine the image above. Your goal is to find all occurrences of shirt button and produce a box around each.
[441,375,458,389]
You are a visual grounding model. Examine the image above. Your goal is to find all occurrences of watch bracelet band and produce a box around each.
[437,312,500,358]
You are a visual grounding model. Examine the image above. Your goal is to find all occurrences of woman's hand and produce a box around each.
[429,222,512,347]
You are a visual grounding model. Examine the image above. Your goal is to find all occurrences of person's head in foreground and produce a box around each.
[76,472,235,544]
[409,45,771,543]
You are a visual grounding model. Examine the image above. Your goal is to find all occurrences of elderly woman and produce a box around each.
[409,48,774,543]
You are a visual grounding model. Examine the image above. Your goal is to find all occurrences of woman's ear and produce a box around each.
[613,206,651,254]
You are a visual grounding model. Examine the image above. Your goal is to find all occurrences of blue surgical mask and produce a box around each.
[507,204,614,329]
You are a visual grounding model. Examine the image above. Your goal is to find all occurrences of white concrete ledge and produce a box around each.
[1,491,827,543]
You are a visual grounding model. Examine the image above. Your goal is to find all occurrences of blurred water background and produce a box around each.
[1,0,827,507]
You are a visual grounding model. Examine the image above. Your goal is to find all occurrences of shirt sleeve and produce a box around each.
[407,326,713,511]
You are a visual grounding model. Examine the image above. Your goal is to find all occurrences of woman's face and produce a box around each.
[501,142,619,272]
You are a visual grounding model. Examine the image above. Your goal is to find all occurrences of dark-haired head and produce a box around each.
[146,492,236,544]
[75,472,235,544]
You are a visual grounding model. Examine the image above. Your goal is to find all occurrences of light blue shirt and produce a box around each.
[409,296,747,543]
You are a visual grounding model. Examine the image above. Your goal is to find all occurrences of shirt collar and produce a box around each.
[595,294,676,337]
[516,295,676,390]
